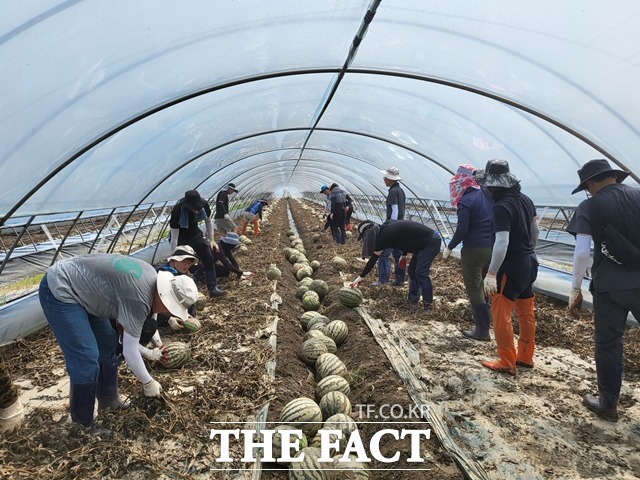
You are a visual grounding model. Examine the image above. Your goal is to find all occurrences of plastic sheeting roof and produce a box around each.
[2,0,640,222]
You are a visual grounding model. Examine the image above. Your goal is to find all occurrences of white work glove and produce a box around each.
[211,242,220,253]
[569,288,583,317]
[483,273,497,297]
[139,345,166,362]
[350,276,364,288]
[241,271,254,278]
[143,379,162,398]
[442,247,452,260]
[224,214,231,220]
[0,398,25,434]
[151,330,163,348]
[168,316,185,330]
[397,255,407,270]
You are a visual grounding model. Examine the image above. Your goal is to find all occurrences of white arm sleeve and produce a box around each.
[204,218,214,241]
[151,330,162,348]
[531,216,540,249]
[169,228,179,253]
[122,331,153,384]
[488,231,509,274]
[390,204,399,220]
[571,234,592,290]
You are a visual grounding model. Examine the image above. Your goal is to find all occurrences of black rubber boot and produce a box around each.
[205,269,226,298]
[96,358,129,411]
[583,393,619,422]
[462,303,491,341]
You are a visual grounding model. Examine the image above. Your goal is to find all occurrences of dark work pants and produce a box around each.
[592,287,640,399]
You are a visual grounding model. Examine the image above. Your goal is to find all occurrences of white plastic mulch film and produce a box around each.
[2,0,640,221]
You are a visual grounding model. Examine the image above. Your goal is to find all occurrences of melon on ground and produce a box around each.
[315,375,351,401]
[160,341,190,369]
[319,391,352,420]
[279,398,323,437]
[337,287,363,308]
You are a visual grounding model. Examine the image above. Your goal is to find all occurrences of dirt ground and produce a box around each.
[1,198,639,479]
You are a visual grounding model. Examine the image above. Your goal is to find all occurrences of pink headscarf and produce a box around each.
[449,164,480,207]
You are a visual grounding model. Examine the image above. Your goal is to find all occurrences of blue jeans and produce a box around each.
[39,274,119,385]
[378,249,406,284]
[408,232,442,309]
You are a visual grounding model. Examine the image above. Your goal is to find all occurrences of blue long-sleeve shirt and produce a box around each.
[448,187,493,250]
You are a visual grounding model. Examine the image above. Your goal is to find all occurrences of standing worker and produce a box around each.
[442,164,494,341]
[170,190,226,298]
[240,199,269,237]
[0,360,25,434]
[214,182,239,235]
[375,167,407,286]
[478,160,539,376]
[328,183,348,245]
[38,254,198,433]
[351,220,441,311]
[567,159,640,422]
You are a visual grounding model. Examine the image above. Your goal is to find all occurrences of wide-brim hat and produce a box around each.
[381,166,401,181]
[474,159,520,188]
[357,220,376,241]
[168,245,199,263]
[571,159,630,195]
[184,190,207,210]
[156,271,198,320]
[220,232,241,246]
[226,182,238,193]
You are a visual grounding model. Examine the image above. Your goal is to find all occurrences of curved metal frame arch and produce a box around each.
[3,65,630,228]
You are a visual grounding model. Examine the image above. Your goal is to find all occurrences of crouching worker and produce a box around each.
[192,232,254,283]
[38,254,198,433]
[350,220,441,311]
[240,199,269,237]
[0,360,25,434]
[139,245,200,355]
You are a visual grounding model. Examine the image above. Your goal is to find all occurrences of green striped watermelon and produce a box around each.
[315,353,348,379]
[319,391,352,420]
[324,413,358,451]
[309,279,329,299]
[300,339,329,365]
[303,330,326,342]
[302,291,321,311]
[324,320,348,346]
[296,285,310,299]
[296,265,314,281]
[267,264,282,280]
[306,316,327,331]
[183,316,202,333]
[298,277,314,288]
[310,260,321,271]
[338,287,363,308]
[161,341,190,369]
[317,336,337,354]
[315,375,351,402]
[289,447,332,480]
[299,311,322,330]
[279,398,323,437]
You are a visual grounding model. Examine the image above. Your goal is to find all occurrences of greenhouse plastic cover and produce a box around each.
[2,0,640,222]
